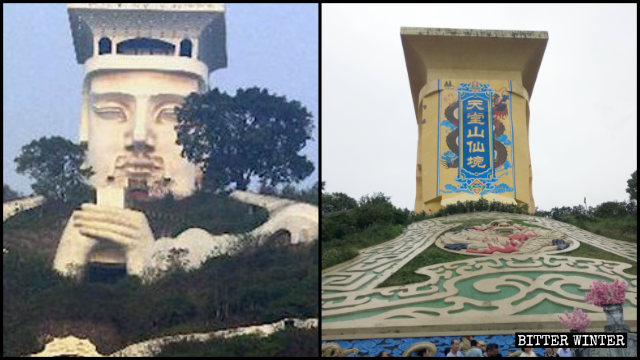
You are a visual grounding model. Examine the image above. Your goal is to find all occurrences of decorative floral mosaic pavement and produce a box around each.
[322,212,637,340]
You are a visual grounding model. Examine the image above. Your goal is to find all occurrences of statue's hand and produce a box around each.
[53,210,99,278]
[72,204,155,276]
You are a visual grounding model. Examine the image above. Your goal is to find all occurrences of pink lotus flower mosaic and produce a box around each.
[584,279,628,307]
[558,308,591,332]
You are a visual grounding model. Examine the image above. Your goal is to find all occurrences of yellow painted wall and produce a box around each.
[415,78,534,214]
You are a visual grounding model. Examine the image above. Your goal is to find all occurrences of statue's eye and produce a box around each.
[158,108,177,123]
[93,106,126,121]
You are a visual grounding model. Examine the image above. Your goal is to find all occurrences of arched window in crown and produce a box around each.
[116,38,175,56]
[179,39,193,57]
[98,37,112,55]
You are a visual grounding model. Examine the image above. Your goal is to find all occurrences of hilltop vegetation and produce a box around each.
[322,189,637,270]
[3,183,22,202]
[321,192,532,270]
[3,188,318,357]
[128,191,269,238]
[535,201,636,243]
[3,238,317,357]
[322,193,419,269]
[377,217,635,288]
[3,192,269,263]
[156,327,318,357]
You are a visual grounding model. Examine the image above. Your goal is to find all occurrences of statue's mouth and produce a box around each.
[113,155,164,179]
[107,155,171,198]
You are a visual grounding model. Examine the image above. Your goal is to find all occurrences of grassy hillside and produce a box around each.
[3,192,268,263]
[322,223,405,270]
[377,218,636,288]
[322,195,636,272]
[3,240,318,357]
[156,328,318,357]
[321,195,530,270]
[3,193,315,357]
[558,214,636,243]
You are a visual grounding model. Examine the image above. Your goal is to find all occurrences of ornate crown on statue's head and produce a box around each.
[68,3,227,85]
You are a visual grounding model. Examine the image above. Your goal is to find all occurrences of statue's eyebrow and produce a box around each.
[91,92,135,103]
[149,93,185,103]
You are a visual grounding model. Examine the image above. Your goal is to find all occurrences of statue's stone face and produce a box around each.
[84,71,201,198]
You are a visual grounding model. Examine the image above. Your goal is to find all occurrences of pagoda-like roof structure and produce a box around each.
[68,3,227,73]
[401,27,548,120]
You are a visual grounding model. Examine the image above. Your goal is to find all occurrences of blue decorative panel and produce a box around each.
[323,335,547,357]
[438,80,515,196]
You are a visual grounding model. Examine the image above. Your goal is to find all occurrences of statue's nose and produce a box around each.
[126,97,155,152]
[131,141,153,153]
[132,108,150,142]
[125,131,155,153]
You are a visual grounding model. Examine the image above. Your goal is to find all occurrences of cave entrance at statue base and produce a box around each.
[87,262,127,283]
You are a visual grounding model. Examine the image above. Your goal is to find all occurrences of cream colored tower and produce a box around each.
[68,3,227,199]
[401,27,547,214]
[64,3,226,268]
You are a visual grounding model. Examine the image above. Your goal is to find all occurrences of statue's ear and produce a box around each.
[80,80,91,143]
[80,100,89,143]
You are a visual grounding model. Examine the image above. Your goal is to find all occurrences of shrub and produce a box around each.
[355,193,402,228]
[594,201,627,218]
[433,198,528,217]
[321,211,357,241]
[156,328,318,357]
[322,246,359,270]
[322,192,357,214]
[3,240,317,356]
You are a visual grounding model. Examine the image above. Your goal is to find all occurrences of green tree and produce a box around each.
[322,192,358,214]
[627,170,637,201]
[175,87,315,192]
[14,136,94,203]
[3,184,21,202]
[594,201,627,218]
[355,193,406,228]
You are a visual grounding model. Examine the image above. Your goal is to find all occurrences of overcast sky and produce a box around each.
[322,3,637,211]
[3,4,318,195]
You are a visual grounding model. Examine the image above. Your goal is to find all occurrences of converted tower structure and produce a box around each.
[68,3,226,199]
[401,27,547,214]
[63,3,226,269]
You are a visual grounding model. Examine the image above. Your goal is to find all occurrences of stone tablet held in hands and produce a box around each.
[96,186,125,209]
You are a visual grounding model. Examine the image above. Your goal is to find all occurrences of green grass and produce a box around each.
[563,242,636,275]
[322,247,360,271]
[3,240,318,357]
[558,214,636,243]
[3,193,269,264]
[329,217,548,281]
[129,191,269,237]
[377,246,469,288]
[322,223,405,270]
[156,328,318,357]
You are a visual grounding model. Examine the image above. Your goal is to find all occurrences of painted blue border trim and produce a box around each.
[510,80,516,198]
[457,91,462,179]
[436,79,441,197]
[322,335,548,358]
[489,91,494,177]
